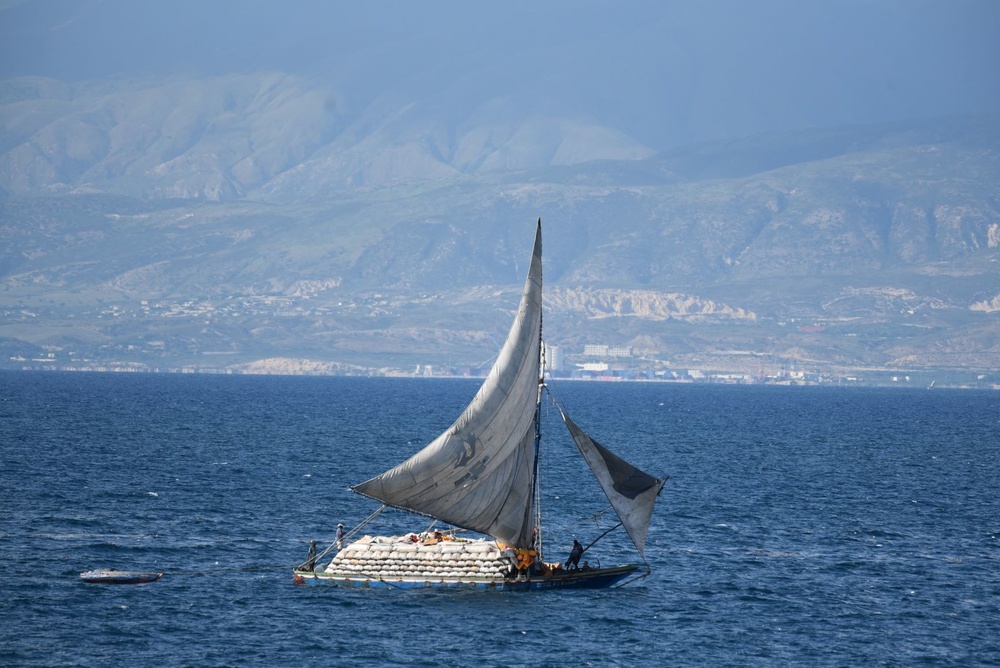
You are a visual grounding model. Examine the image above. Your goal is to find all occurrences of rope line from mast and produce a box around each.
[296,504,387,571]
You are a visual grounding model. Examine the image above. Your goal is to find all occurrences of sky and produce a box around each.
[1,0,998,151]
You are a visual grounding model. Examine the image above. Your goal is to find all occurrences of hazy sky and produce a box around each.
[2,0,998,150]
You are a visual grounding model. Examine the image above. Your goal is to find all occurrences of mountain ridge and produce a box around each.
[1,77,998,379]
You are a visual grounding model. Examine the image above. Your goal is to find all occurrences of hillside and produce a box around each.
[0,71,998,382]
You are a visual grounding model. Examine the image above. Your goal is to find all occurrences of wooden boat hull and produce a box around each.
[293,564,639,590]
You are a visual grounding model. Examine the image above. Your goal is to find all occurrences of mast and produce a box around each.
[531,220,544,559]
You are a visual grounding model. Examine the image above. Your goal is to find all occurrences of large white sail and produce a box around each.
[559,410,664,557]
[352,221,543,549]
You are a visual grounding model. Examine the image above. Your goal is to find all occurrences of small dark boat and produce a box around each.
[80,569,162,584]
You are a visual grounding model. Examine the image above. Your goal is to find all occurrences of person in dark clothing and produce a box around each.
[305,540,318,572]
[566,539,584,570]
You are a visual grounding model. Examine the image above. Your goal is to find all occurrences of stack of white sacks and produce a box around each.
[322,535,514,582]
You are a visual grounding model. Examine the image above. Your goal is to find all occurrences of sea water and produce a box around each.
[1,370,998,667]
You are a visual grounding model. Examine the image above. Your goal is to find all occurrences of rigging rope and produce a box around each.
[296,505,387,571]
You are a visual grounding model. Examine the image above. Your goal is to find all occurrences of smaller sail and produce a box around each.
[560,410,664,557]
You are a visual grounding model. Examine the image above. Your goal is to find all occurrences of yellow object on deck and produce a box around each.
[514,548,536,570]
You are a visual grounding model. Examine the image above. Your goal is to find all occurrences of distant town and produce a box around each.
[4,297,997,390]
[12,342,996,391]
[406,343,998,391]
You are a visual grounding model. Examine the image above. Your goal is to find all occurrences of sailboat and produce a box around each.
[293,219,666,590]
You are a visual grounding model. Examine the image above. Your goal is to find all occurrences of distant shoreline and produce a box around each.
[2,365,996,391]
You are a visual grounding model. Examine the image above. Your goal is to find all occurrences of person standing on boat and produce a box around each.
[336,524,345,551]
[566,540,584,570]
[305,540,318,571]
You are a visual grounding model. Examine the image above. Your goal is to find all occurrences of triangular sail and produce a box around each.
[352,221,543,549]
[559,410,664,557]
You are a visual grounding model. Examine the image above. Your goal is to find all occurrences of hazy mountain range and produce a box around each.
[1,1,998,381]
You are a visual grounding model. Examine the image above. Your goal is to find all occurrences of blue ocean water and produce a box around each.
[1,370,998,667]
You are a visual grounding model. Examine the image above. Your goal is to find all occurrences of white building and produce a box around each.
[543,343,562,373]
[583,344,633,358]
[578,362,610,372]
